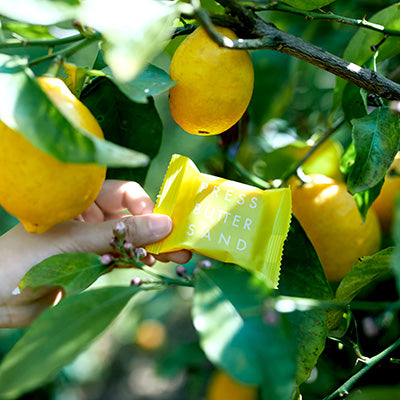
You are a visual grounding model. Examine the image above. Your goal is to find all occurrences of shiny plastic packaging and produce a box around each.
[146,154,292,288]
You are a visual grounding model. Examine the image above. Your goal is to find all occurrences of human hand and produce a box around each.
[0,180,191,328]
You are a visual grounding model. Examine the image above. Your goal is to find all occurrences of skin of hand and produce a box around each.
[0,180,191,328]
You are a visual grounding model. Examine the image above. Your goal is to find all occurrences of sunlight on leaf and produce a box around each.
[0,54,149,167]
[193,265,297,400]
[19,253,109,296]
[348,108,400,194]
[79,0,178,82]
[0,0,78,24]
[328,248,393,331]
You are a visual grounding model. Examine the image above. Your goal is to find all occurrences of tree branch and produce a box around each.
[244,1,400,37]
[195,0,400,100]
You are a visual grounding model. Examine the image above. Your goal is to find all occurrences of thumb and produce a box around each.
[54,214,173,255]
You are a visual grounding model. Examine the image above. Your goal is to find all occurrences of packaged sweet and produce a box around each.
[146,154,292,288]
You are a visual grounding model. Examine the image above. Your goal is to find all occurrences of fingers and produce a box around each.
[52,214,172,255]
[95,180,155,217]
[0,287,62,328]
[80,201,104,222]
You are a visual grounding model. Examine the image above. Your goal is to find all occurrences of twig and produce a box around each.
[279,119,345,187]
[28,34,100,67]
[323,336,400,400]
[193,0,400,100]
[0,33,85,49]
[243,2,400,37]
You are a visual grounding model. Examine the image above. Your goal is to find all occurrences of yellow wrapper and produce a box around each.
[146,154,292,288]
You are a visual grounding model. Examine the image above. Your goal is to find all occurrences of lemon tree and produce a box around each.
[1,1,400,400]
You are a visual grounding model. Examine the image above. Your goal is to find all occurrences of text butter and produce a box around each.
[146,154,292,288]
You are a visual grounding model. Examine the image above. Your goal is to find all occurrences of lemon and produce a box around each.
[206,370,257,400]
[291,175,381,282]
[169,26,254,136]
[135,319,166,351]
[0,77,106,233]
[371,153,400,235]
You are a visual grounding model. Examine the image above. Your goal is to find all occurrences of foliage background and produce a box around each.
[1,0,400,399]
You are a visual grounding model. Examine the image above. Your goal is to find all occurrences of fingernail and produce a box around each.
[149,215,172,237]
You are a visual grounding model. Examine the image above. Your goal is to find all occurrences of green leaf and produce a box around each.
[279,217,333,301]
[0,206,18,235]
[348,107,400,194]
[279,217,332,385]
[0,286,138,399]
[352,179,385,221]
[19,253,109,296]
[391,194,400,295]
[334,3,400,108]
[78,0,178,82]
[342,84,368,123]
[102,64,175,104]
[328,248,393,330]
[0,54,149,167]
[81,77,163,183]
[0,0,78,24]
[200,0,225,14]
[192,265,297,400]
[336,247,393,303]
[277,0,336,11]
[2,21,55,40]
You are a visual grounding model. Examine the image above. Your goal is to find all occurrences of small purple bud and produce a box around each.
[362,317,380,338]
[134,247,147,260]
[110,237,117,249]
[263,309,280,326]
[101,254,114,265]
[114,221,126,238]
[193,259,213,274]
[131,277,142,286]
[198,259,212,269]
[124,242,134,253]
[176,265,187,277]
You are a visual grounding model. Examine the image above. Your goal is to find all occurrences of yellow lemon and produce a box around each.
[135,319,166,351]
[371,153,400,235]
[291,175,381,282]
[169,26,254,136]
[0,77,106,233]
[206,370,258,400]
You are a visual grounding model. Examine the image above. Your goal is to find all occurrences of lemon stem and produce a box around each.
[0,33,86,49]
[323,336,400,400]
[279,119,345,187]
[28,34,101,67]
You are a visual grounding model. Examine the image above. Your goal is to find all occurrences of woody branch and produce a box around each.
[192,0,400,100]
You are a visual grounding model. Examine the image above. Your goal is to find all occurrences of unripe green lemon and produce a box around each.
[169,26,254,136]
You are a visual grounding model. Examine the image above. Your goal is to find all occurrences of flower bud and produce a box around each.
[131,277,143,286]
[134,247,147,260]
[176,265,187,277]
[193,259,212,274]
[124,242,134,253]
[101,254,114,266]
[114,220,126,238]
[263,309,280,326]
